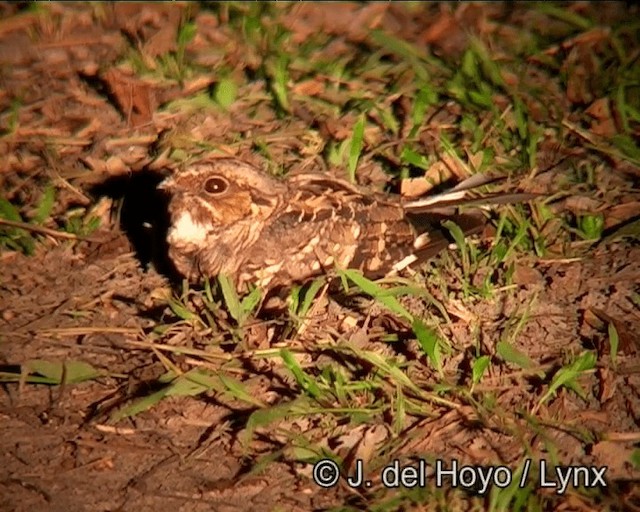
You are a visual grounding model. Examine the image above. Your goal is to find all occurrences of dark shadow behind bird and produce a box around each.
[89,168,181,282]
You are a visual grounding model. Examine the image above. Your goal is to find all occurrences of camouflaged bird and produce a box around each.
[159,157,533,294]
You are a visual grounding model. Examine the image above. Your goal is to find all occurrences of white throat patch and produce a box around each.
[170,212,210,244]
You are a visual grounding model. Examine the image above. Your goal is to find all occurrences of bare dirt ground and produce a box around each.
[1,3,639,511]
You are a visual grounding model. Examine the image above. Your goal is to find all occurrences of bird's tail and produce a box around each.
[390,174,538,273]
[402,173,538,214]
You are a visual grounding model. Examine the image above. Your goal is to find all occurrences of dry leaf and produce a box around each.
[292,79,326,97]
[604,201,640,229]
[101,68,155,127]
[585,98,618,137]
[400,153,466,198]
[597,367,616,403]
[513,265,543,286]
[588,308,637,356]
[592,440,638,480]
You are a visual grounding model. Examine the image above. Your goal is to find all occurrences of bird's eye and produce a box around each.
[203,176,229,195]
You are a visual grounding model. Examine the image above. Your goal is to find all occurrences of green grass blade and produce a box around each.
[337,269,412,321]
[347,346,422,395]
[167,295,201,323]
[443,219,470,271]
[241,286,262,318]
[607,322,619,369]
[496,341,536,370]
[111,388,170,422]
[280,348,322,399]
[0,197,22,222]
[214,78,238,109]
[25,359,102,384]
[538,351,597,406]
[471,355,491,388]
[219,373,266,408]
[348,114,365,182]
[297,277,326,318]
[242,398,310,446]
[166,369,221,397]
[32,184,56,224]
[218,273,243,323]
[412,318,442,374]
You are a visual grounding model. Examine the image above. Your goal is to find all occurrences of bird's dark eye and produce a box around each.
[203,176,229,195]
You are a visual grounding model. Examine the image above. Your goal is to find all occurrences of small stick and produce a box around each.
[0,217,98,241]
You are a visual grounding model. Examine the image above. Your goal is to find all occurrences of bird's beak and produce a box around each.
[157,176,176,192]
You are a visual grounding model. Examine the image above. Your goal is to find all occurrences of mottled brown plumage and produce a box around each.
[159,157,532,293]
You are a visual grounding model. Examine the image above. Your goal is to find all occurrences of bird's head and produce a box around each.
[159,158,287,245]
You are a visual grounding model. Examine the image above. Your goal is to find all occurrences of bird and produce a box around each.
[158,157,535,296]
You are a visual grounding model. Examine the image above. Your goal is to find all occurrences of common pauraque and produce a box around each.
[159,157,534,295]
